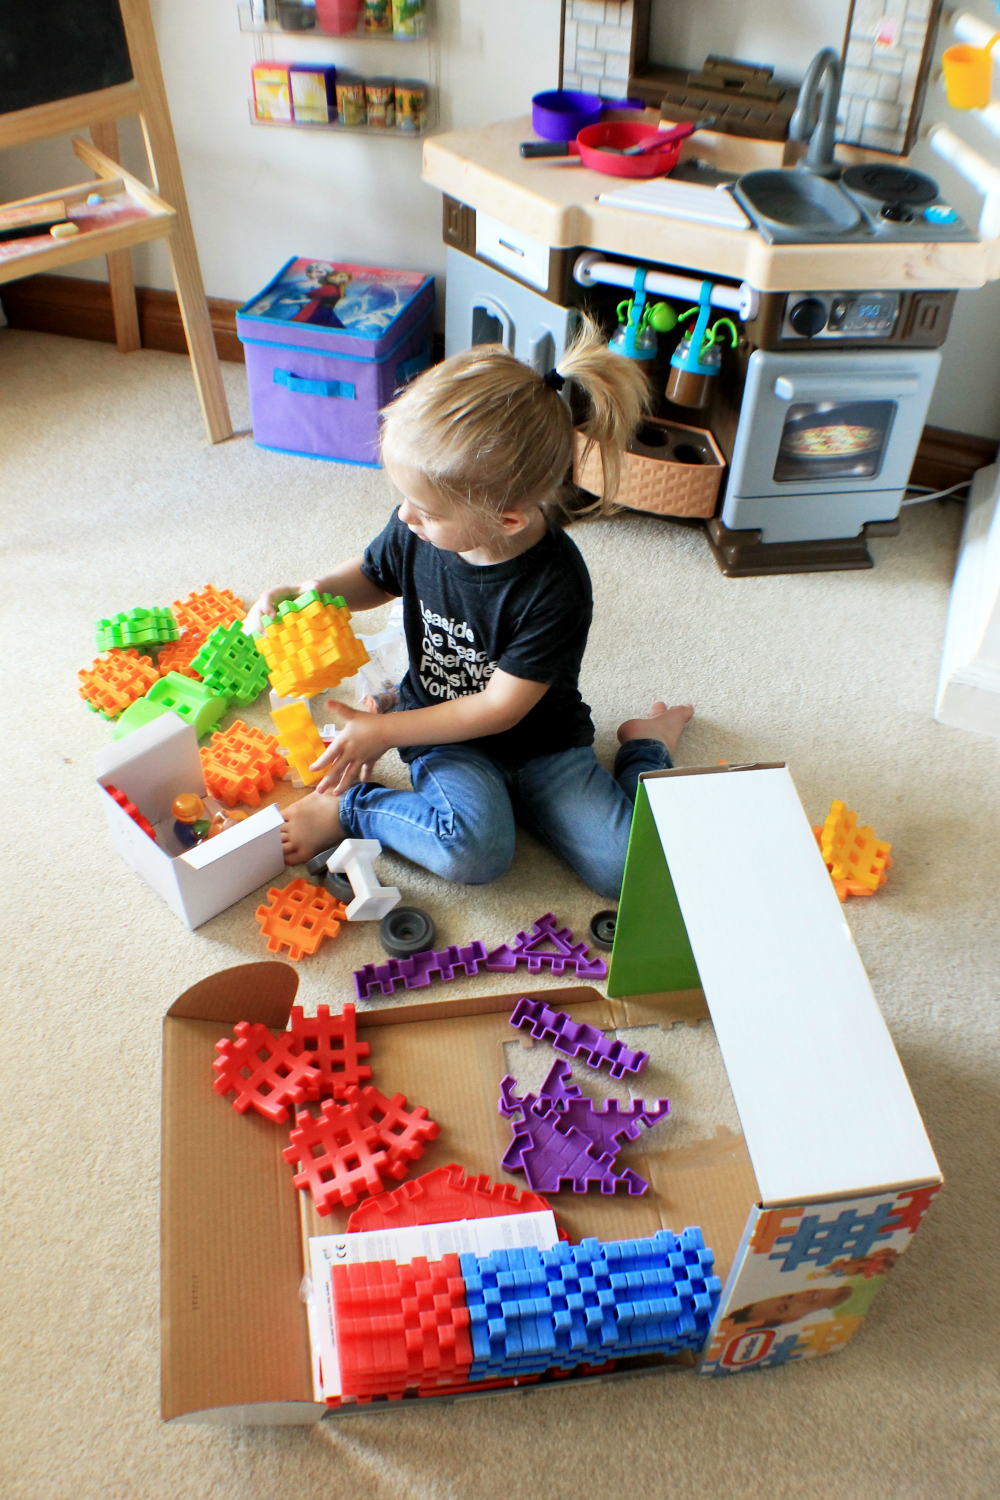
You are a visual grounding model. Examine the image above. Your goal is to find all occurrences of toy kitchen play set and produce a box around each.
[423,9,1000,576]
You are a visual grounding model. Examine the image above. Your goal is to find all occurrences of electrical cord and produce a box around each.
[899,480,971,506]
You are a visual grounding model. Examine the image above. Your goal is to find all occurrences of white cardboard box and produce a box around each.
[936,462,1000,737]
[95,714,285,929]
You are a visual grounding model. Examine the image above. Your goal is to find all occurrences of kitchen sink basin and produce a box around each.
[734,168,863,241]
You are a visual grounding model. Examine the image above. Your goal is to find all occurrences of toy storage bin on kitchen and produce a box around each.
[237,258,435,465]
[574,418,726,518]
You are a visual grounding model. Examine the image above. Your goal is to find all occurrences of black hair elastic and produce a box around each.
[542,368,565,391]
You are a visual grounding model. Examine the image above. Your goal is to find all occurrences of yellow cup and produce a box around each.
[942,36,1000,110]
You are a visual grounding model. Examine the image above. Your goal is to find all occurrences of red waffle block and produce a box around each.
[213,1021,318,1123]
[156,632,204,680]
[289,1003,371,1100]
[343,1085,440,1179]
[200,719,287,807]
[347,1162,552,1233]
[78,648,160,717]
[172,584,245,637]
[282,1099,388,1213]
[104,783,156,840]
[332,1253,472,1400]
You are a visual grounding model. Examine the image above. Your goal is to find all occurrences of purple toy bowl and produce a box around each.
[532,90,602,141]
[531,90,648,141]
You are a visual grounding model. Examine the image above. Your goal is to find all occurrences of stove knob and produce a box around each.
[880,202,912,222]
[789,298,828,337]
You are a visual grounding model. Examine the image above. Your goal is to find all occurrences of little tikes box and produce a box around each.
[160,765,941,1423]
[237,258,434,465]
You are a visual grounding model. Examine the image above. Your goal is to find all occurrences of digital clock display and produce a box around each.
[828,294,899,334]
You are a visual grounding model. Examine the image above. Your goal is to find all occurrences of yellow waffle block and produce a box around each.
[255,591,370,699]
[818,800,891,893]
[270,701,327,787]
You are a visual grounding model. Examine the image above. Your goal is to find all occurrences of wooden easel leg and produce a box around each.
[90,120,141,353]
[118,0,233,444]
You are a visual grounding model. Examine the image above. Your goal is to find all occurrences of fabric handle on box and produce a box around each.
[273,368,356,399]
[396,337,432,386]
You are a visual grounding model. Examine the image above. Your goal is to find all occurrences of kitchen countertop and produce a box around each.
[422,116,1000,292]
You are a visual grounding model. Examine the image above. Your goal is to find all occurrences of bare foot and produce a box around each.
[281,791,344,865]
[617,700,694,760]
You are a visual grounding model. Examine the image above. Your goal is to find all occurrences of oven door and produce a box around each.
[722,349,941,542]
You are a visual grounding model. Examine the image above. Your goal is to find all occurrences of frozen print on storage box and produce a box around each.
[237,258,434,465]
[700,1183,940,1376]
[241,258,430,334]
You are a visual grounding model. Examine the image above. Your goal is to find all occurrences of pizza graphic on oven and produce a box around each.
[783,424,880,458]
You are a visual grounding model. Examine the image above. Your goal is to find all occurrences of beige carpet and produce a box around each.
[2,329,998,1500]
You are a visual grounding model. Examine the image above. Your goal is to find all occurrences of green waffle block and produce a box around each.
[145,672,227,739]
[189,620,270,706]
[260,590,344,631]
[95,606,180,652]
[112,696,173,741]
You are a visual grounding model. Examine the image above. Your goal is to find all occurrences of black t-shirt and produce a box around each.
[361,509,595,768]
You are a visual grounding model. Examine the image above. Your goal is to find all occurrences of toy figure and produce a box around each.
[171,793,212,848]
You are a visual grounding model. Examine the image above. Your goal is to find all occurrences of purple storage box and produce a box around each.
[236,257,435,465]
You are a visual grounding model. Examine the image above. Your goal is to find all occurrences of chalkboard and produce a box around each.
[0,0,133,117]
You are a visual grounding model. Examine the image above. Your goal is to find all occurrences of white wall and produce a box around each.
[2,0,999,437]
[0,0,560,304]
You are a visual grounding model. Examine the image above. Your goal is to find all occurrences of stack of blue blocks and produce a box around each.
[458,1227,722,1382]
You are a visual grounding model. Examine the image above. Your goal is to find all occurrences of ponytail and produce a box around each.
[556,313,650,515]
[380,313,648,522]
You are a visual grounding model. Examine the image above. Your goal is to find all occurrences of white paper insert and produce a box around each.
[308,1210,560,1401]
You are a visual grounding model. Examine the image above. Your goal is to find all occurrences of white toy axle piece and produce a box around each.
[325,838,401,921]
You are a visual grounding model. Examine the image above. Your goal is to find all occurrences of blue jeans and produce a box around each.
[338,739,671,900]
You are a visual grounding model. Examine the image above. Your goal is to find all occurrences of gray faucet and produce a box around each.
[789,47,843,178]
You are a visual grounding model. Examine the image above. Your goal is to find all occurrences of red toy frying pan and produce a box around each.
[520,119,709,179]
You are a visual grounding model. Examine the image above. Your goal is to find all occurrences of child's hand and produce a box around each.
[311,704,392,794]
[244,580,322,637]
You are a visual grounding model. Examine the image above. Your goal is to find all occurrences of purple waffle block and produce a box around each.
[507,997,649,1078]
[501,1101,648,1195]
[354,941,488,1000]
[485,913,607,980]
[500,1067,669,1158]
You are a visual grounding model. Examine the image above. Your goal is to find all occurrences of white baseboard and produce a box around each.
[935,462,1000,736]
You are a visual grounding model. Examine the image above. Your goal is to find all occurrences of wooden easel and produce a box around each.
[0,0,231,443]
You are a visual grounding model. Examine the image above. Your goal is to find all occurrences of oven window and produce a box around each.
[472,305,505,347]
[774,400,896,482]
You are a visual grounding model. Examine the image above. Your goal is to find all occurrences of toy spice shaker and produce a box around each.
[366,77,396,127]
[395,79,427,132]
[364,0,392,33]
[391,0,426,39]
[336,72,367,126]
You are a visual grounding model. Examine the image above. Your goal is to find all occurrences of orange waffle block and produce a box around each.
[172,585,245,638]
[255,878,347,960]
[78,649,160,717]
[814,799,892,901]
[254,589,369,698]
[269,700,327,786]
[156,632,204,680]
[199,720,287,807]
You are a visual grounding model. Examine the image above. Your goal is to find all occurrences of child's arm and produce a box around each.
[244,556,396,636]
[313,670,549,794]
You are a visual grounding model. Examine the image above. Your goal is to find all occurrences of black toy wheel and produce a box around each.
[380,906,436,957]
[305,845,354,903]
[305,845,340,877]
[589,909,617,951]
[324,872,354,904]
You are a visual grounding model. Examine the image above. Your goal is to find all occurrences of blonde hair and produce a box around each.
[380,315,649,519]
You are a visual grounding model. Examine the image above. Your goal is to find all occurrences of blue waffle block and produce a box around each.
[460,1227,722,1381]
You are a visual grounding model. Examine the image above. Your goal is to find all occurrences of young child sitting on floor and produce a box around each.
[245,318,692,900]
